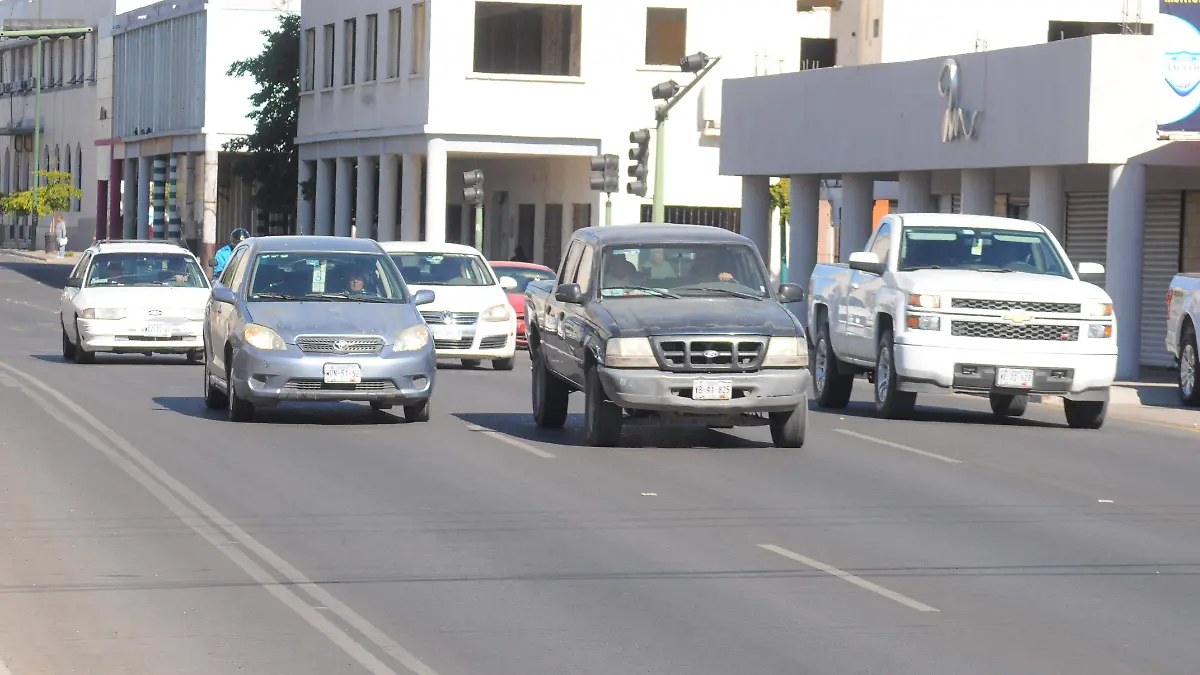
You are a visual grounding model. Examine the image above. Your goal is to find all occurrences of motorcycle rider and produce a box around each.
[213,228,250,279]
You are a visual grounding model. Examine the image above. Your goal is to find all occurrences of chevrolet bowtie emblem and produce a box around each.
[1002,310,1033,323]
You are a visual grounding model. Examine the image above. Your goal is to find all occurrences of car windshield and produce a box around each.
[897,226,1071,278]
[389,252,497,286]
[598,244,770,299]
[247,252,408,302]
[491,265,555,293]
[85,252,209,289]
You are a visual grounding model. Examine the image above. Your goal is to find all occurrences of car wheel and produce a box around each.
[73,318,95,364]
[493,357,515,371]
[584,366,622,447]
[202,359,226,410]
[769,397,808,448]
[187,349,205,364]
[812,322,853,409]
[404,398,431,423]
[989,393,1029,417]
[874,329,916,419]
[226,364,255,422]
[61,323,76,361]
[1064,398,1106,429]
[461,359,481,369]
[1180,325,1200,406]
[532,349,569,429]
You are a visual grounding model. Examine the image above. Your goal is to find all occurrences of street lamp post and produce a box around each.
[648,52,722,223]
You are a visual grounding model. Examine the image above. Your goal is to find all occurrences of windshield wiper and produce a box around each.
[305,292,392,303]
[901,265,944,271]
[604,285,679,298]
[252,292,299,300]
[973,267,1017,273]
[675,285,764,301]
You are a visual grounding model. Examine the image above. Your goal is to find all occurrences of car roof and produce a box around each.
[377,240,485,256]
[490,261,554,271]
[252,236,385,254]
[572,223,753,247]
[890,213,1046,233]
[88,241,196,255]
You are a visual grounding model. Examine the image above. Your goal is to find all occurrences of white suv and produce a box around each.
[60,240,212,364]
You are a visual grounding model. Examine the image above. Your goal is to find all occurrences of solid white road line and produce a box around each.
[3,298,58,314]
[0,358,442,675]
[758,544,940,613]
[465,423,557,458]
[834,429,962,464]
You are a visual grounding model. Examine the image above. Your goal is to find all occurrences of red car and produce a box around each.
[489,261,556,348]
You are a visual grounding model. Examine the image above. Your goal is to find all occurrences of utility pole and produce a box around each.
[588,153,619,226]
[462,169,484,251]
[648,52,722,223]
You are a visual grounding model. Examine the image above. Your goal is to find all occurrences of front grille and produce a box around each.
[421,311,479,325]
[951,298,1082,314]
[295,335,384,354]
[652,336,768,372]
[479,335,507,349]
[283,379,397,392]
[951,321,1079,341]
[116,335,190,342]
[434,338,474,350]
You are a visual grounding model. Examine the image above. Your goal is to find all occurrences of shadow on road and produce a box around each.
[455,412,774,450]
[824,400,1064,429]
[31,353,197,366]
[0,260,70,289]
[151,395,409,425]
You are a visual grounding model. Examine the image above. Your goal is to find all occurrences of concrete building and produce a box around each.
[295,0,829,268]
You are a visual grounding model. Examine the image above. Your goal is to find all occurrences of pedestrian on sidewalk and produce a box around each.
[53,216,68,258]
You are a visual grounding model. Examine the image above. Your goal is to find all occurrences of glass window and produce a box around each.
[559,240,583,280]
[388,251,497,286]
[410,2,426,75]
[68,251,92,283]
[249,252,408,302]
[218,248,245,288]
[897,226,1071,278]
[869,223,891,262]
[85,252,209,289]
[598,243,770,299]
[491,265,555,293]
[645,8,686,66]
[574,245,594,293]
[364,14,379,81]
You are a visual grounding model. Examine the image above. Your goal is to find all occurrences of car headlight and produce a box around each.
[80,307,126,320]
[604,337,658,368]
[907,294,941,309]
[243,323,286,350]
[482,303,512,322]
[762,336,809,368]
[905,314,941,331]
[1085,302,1113,318]
[1088,324,1113,339]
[393,325,431,352]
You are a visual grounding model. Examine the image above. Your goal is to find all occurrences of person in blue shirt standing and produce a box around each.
[213,228,250,279]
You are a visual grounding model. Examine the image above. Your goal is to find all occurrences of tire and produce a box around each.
[404,398,431,423]
[61,323,76,361]
[811,322,854,409]
[461,359,482,369]
[187,349,205,364]
[769,397,808,448]
[73,318,95,364]
[226,364,255,422]
[202,358,226,410]
[493,357,515,371]
[584,366,622,447]
[989,393,1029,417]
[1180,325,1200,407]
[874,329,916,419]
[1064,398,1107,429]
[531,350,569,429]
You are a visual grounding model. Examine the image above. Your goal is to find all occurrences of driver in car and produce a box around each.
[689,248,736,283]
[345,269,377,296]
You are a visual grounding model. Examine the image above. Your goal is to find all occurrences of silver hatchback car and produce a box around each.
[202,236,437,422]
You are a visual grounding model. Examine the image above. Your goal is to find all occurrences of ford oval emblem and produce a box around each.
[702,349,719,359]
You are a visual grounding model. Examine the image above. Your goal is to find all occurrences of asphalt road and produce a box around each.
[1,253,1199,675]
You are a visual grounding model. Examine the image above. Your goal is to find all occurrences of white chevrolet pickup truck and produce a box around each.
[1166,273,1200,405]
[808,213,1117,428]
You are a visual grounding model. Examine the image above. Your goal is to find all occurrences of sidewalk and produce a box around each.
[0,248,77,265]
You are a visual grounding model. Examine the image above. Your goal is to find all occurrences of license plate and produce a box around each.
[323,363,362,384]
[431,325,462,341]
[996,367,1034,389]
[693,379,733,400]
[143,323,172,338]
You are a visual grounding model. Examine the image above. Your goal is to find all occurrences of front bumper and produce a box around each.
[893,342,1116,400]
[230,344,437,406]
[430,320,517,359]
[79,318,203,352]
[596,365,811,415]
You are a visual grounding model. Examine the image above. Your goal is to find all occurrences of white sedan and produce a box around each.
[60,241,212,364]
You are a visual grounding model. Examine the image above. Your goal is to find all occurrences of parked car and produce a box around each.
[381,241,518,370]
[60,240,211,364]
[489,260,555,348]
[809,213,1116,428]
[1166,272,1200,405]
[201,236,437,423]
[524,224,810,448]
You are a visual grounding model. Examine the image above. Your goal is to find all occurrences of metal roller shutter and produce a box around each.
[1065,192,1109,289]
[1140,192,1182,368]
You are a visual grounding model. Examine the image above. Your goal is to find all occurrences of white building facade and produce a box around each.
[295,0,828,268]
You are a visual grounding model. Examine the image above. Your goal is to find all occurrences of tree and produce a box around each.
[224,13,301,231]
[769,177,790,224]
[0,171,82,218]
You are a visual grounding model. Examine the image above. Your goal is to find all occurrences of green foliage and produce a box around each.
[769,177,790,223]
[0,171,82,218]
[224,13,300,225]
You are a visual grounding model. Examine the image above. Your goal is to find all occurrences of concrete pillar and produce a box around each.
[1106,163,1145,381]
[136,154,151,238]
[297,159,314,235]
[315,158,334,236]
[839,173,874,261]
[400,152,421,240]
[740,175,771,259]
[960,168,995,215]
[334,157,354,237]
[152,156,166,238]
[167,154,182,241]
[201,147,219,263]
[108,156,122,239]
[788,174,820,320]
[96,179,109,242]
[355,155,377,239]
[122,157,136,239]
[377,154,399,241]
[424,139,447,242]
[898,171,934,213]
[1029,165,1066,243]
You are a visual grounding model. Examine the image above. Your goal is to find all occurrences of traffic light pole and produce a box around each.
[650,55,721,224]
[31,1,43,251]
[473,202,483,251]
[605,195,613,226]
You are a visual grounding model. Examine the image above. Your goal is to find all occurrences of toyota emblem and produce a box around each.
[333,339,350,353]
[702,349,719,359]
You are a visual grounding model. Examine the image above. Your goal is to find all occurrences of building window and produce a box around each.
[343,18,357,85]
[364,14,379,81]
[387,8,402,78]
[872,18,879,38]
[322,23,335,88]
[1047,20,1153,41]
[645,7,686,66]
[410,2,426,75]
[800,37,836,70]
[303,27,316,90]
[473,2,582,77]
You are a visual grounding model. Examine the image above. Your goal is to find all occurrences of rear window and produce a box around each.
[389,252,497,287]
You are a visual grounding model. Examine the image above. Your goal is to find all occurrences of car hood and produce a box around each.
[600,297,800,337]
[896,270,1111,302]
[76,286,211,310]
[247,301,420,342]
[406,283,509,313]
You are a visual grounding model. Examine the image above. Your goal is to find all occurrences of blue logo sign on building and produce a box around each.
[1159,0,1200,132]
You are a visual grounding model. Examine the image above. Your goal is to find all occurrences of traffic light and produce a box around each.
[627,130,650,198]
[589,154,619,194]
[463,169,484,204]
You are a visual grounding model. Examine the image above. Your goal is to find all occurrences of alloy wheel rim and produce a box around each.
[815,338,828,393]
[877,346,891,402]
[1183,344,1196,398]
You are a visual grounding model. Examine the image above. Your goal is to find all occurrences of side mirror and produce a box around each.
[848,251,884,275]
[777,283,806,304]
[499,275,518,291]
[1077,262,1105,275]
[412,289,436,306]
[211,286,237,305]
[208,258,218,268]
[554,283,584,304]
[63,277,81,288]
